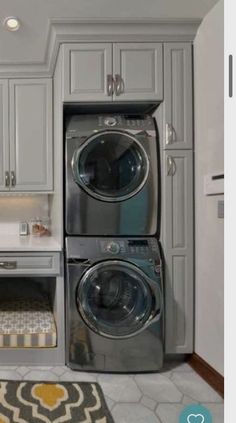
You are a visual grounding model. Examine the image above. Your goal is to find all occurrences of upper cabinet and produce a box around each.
[62,43,163,102]
[63,43,112,102]
[0,79,53,192]
[163,43,193,149]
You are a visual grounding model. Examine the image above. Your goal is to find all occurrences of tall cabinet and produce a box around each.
[162,43,194,353]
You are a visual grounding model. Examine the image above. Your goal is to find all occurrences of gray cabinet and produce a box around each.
[9,79,53,191]
[0,79,53,192]
[113,43,163,101]
[162,150,193,353]
[63,42,163,102]
[0,80,8,191]
[163,43,193,149]
[63,43,112,102]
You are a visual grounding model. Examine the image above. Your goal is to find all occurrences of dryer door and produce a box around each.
[76,260,161,339]
[71,130,149,202]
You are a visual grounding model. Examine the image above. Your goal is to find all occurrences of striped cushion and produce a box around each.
[0,297,57,348]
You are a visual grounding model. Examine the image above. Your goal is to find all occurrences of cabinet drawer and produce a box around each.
[0,253,60,275]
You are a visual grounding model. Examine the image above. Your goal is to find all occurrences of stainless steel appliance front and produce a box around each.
[66,237,163,372]
[65,114,159,236]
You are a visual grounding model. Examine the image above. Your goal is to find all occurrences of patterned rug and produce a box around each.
[0,381,114,423]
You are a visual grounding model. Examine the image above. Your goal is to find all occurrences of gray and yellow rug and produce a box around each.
[0,381,114,423]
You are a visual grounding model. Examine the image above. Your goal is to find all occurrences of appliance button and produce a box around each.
[104,117,117,127]
[106,241,120,254]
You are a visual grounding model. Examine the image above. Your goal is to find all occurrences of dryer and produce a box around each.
[65,114,160,236]
[66,237,163,372]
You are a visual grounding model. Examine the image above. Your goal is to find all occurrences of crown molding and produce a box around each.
[0,18,201,78]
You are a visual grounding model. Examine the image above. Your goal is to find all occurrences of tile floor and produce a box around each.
[0,361,223,423]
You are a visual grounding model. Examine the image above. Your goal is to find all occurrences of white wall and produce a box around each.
[194,0,224,375]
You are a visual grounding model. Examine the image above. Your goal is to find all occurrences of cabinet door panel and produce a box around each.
[162,150,193,353]
[113,43,163,101]
[0,80,9,191]
[63,43,112,102]
[164,43,193,149]
[9,79,53,191]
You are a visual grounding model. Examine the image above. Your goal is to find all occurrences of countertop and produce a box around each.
[0,235,62,252]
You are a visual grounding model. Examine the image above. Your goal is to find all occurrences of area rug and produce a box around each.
[0,381,114,423]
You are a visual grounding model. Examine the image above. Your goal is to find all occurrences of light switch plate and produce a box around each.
[19,222,28,236]
[218,200,224,218]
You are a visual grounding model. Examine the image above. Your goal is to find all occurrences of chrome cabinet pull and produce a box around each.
[5,171,10,187]
[114,74,123,96]
[165,123,175,145]
[0,261,17,270]
[106,74,114,96]
[10,171,16,187]
[167,155,176,176]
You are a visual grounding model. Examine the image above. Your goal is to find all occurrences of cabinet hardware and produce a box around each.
[114,74,123,96]
[167,155,176,176]
[229,54,233,98]
[0,261,17,270]
[106,74,114,96]
[5,171,10,187]
[10,171,16,187]
[165,123,175,145]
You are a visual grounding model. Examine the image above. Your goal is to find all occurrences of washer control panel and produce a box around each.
[100,239,158,256]
[98,115,154,130]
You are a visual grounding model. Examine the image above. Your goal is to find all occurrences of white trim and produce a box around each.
[0,18,201,78]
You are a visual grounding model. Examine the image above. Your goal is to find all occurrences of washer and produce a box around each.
[66,237,163,372]
[65,114,159,236]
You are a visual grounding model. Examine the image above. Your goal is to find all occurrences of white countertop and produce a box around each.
[0,235,62,252]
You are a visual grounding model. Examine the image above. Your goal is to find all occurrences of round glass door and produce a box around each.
[77,260,155,338]
[72,131,149,202]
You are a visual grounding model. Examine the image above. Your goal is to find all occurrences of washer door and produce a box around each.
[71,130,149,202]
[77,260,160,339]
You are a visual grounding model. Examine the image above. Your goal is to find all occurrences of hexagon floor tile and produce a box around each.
[0,363,223,423]
[112,403,161,423]
[97,374,142,403]
[171,371,223,403]
[134,373,183,403]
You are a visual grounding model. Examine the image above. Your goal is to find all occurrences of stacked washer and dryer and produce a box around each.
[65,114,164,372]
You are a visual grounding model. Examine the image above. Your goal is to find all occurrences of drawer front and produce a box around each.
[0,253,60,275]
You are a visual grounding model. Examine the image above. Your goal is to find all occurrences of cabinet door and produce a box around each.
[0,80,9,191]
[164,43,193,149]
[63,43,112,102]
[9,79,53,191]
[113,43,163,101]
[162,150,193,353]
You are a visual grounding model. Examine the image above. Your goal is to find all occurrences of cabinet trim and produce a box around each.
[0,19,200,78]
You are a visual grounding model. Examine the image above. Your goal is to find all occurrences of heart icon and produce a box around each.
[187,414,205,423]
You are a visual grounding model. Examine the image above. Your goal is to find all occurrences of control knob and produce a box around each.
[106,241,120,254]
[104,117,117,127]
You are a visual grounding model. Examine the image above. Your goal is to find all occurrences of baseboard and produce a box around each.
[188,353,224,398]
